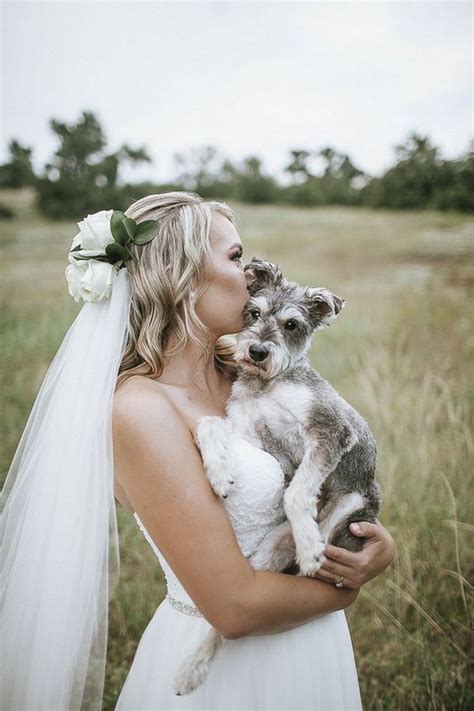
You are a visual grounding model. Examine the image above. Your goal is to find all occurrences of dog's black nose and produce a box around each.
[249,345,269,362]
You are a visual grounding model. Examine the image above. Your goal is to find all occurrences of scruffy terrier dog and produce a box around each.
[173,258,381,695]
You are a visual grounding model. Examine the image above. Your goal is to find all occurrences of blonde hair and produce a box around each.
[116,191,239,390]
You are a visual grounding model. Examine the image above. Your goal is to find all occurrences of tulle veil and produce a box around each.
[0,267,130,710]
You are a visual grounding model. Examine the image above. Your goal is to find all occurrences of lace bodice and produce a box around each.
[134,437,286,614]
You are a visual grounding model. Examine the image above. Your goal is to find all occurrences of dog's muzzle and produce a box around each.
[248,345,269,363]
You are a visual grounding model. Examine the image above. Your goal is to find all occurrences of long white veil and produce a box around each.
[0,267,130,710]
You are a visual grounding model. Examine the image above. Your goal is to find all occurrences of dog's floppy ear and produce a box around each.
[304,287,345,330]
[244,257,283,294]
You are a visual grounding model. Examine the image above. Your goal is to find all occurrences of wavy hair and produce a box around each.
[115,191,239,390]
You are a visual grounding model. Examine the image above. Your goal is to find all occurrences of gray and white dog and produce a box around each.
[174,258,381,695]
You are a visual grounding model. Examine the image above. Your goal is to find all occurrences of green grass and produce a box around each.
[1,189,472,710]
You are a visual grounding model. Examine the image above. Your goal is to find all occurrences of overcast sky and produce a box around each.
[1,0,472,184]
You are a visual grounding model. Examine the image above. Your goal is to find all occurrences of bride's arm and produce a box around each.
[241,571,358,637]
[113,380,358,642]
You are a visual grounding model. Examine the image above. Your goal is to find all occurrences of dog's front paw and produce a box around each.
[296,540,327,577]
[195,415,228,449]
[195,416,236,499]
[208,471,236,500]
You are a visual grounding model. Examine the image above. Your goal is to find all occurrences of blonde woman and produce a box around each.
[0,191,395,711]
[113,193,395,709]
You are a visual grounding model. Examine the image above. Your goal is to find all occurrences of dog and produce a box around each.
[173,258,381,695]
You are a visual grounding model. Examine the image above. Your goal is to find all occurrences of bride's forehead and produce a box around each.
[209,214,242,249]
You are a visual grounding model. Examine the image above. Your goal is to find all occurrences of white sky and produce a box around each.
[1,0,472,184]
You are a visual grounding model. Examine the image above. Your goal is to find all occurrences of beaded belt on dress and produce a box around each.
[166,594,204,618]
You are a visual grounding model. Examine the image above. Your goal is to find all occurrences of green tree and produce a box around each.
[282,146,366,206]
[317,147,366,204]
[431,145,474,212]
[172,145,232,197]
[285,150,312,182]
[36,111,151,218]
[232,156,280,203]
[361,132,446,210]
[0,139,36,188]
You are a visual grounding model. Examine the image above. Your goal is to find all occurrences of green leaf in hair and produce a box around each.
[133,220,158,246]
[105,242,130,263]
[111,211,131,246]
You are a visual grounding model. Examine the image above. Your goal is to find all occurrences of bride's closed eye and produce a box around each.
[232,248,244,264]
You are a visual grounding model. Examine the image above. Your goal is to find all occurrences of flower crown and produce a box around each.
[65,209,157,303]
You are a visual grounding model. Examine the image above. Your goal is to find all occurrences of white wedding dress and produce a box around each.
[115,438,362,710]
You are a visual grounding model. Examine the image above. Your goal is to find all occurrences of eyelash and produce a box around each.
[232,250,243,262]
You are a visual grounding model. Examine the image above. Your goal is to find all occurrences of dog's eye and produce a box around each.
[249,309,260,320]
[285,319,298,331]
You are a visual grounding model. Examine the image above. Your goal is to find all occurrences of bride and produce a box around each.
[0,191,396,710]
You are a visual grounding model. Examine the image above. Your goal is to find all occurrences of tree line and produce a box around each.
[0,110,472,219]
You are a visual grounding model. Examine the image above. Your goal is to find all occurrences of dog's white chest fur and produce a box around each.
[228,381,313,441]
[267,382,314,421]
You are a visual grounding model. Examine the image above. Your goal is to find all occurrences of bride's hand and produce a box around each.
[312,520,397,589]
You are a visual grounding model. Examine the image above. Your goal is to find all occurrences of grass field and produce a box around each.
[1,188,472,710]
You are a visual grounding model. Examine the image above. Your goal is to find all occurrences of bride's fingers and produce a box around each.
[311,568,357,588]
[317,558,353,580]
[323,543,359,567]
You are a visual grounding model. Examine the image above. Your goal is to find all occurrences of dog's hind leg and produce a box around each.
[247,520,296,572]
[319,492,371,553]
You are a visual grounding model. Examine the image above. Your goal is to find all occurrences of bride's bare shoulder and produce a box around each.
[112,376,192,490]
[113,375,180,428]
[112,375,186,444]
[113,376,196,516]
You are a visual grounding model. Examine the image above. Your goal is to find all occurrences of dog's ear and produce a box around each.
[304,287,345,330]
[244,258,283,294]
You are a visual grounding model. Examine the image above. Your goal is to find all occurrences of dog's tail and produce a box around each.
[173,627,225,695]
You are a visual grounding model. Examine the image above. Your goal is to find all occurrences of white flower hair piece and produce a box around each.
[65,209,157,303]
